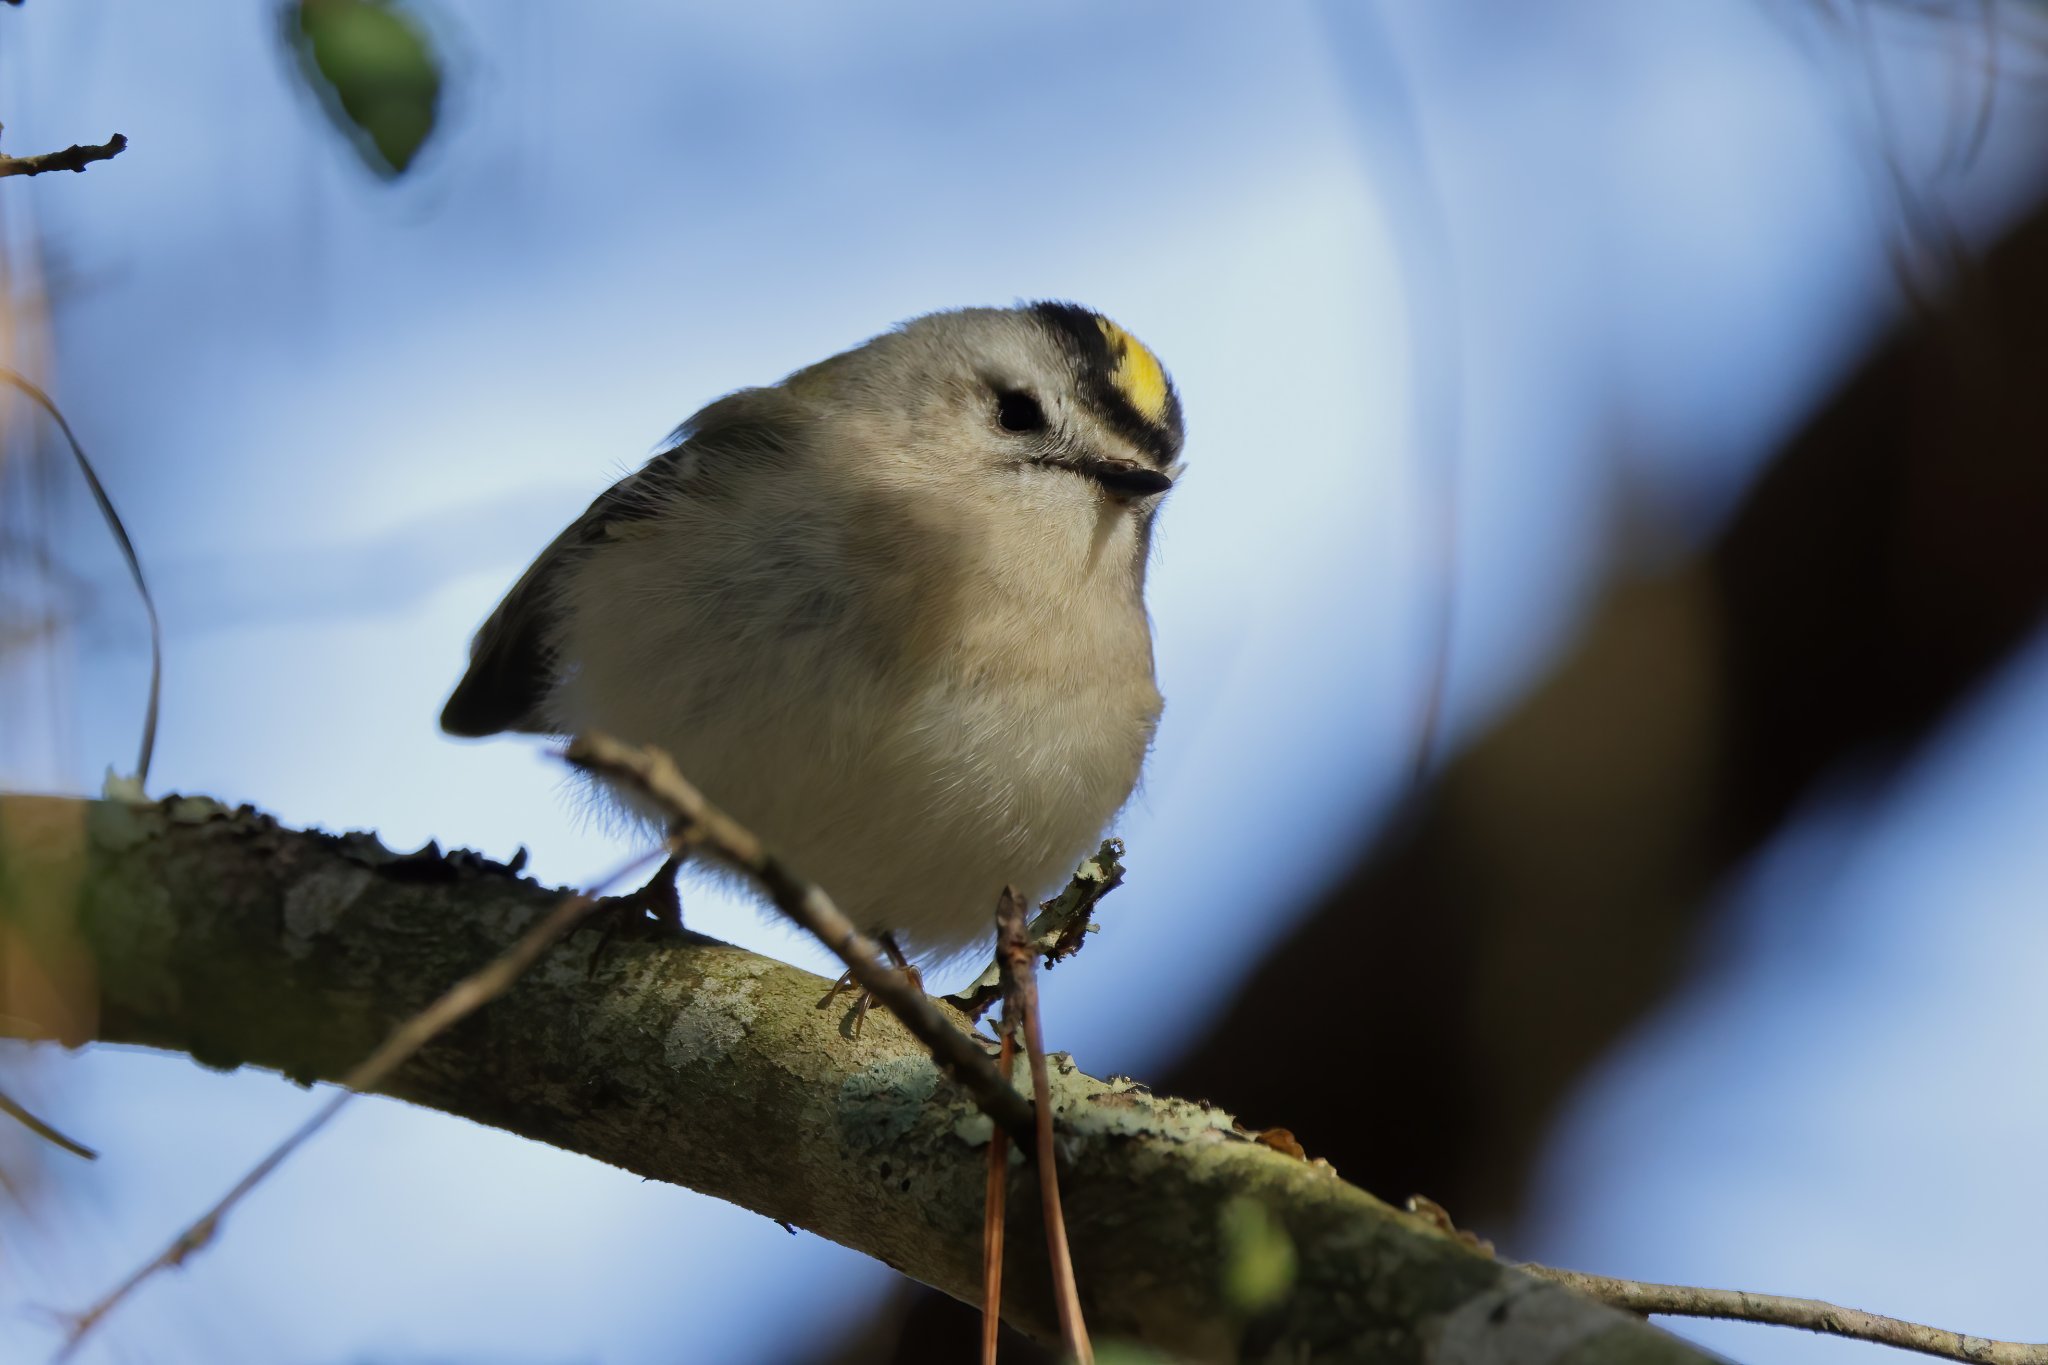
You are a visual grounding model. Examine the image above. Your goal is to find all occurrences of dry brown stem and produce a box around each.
[1525,1265,2048,1365]
[980,1019,1015,1365]
[995,885,1091,1365]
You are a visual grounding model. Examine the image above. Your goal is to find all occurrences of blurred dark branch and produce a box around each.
[839,172,2048,1365]
[1162,178,2048,1228]
[0,132,126,178]
[0,793,1710,1365]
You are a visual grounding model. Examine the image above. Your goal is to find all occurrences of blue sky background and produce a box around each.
[1,3,2044,1361]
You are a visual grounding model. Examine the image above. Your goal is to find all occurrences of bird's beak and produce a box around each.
[1065,455,1174,499]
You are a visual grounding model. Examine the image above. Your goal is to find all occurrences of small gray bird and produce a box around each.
[441,303,1181,964]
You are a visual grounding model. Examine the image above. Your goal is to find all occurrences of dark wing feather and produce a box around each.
[439,465,673,738]
[439,388,796,738]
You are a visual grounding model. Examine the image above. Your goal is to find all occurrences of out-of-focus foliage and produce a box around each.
[285,0,440,178]
[1218,1196,1296,1316]
[1093,1346,1180,1365]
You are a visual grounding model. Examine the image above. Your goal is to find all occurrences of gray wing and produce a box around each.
[439,389,796,739]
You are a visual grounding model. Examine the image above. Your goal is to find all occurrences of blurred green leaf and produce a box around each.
[1219,1196,1296,1316]
[1093,1345,1185,1365]
[287,0,440,178]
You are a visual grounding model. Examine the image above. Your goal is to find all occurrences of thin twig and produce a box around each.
[1524,1264,2048,1365]
[1,371,162,788]
[981,1018,1015,1365]
[995,886,1092,1365]
[0,1087,96,1159]
[57,841,671,1360]
[564,732,1036,1144]
[0,133,127,178]
[948,839,1125,1022]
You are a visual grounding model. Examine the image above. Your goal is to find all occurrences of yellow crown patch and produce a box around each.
[1096,317,1171,426]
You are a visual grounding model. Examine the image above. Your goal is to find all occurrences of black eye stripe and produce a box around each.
[1026,300,1184,467]
[995,389,1047,433]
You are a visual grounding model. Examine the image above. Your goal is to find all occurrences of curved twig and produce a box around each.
[1,371,161,787]
[1525,1264,2048,1365]
[0,1087,96,1159]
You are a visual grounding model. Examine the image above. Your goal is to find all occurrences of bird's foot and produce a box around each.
[816,934,924,1037]
[581,853,686,971]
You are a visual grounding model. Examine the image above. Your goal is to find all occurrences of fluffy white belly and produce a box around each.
[554,597,1158,961]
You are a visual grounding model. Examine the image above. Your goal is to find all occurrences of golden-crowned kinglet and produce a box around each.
[442,303,1182,960]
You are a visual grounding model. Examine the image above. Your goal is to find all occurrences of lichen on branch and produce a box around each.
[0,794,1710,1363]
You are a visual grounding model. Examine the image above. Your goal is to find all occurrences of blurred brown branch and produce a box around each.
[862,113,2048,1365]
[0,792,1709,1365]
[1165,176,2048,1227]
[0,131,126,178]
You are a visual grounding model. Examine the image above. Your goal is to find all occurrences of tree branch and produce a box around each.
[0,132,127,178]
[0,793,1709,1363]
[54,838,673,1358]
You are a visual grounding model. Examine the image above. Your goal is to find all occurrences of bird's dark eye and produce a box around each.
[994,389,1047,433]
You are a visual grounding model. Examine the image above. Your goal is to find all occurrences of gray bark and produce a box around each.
[0,794,1715,1364]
